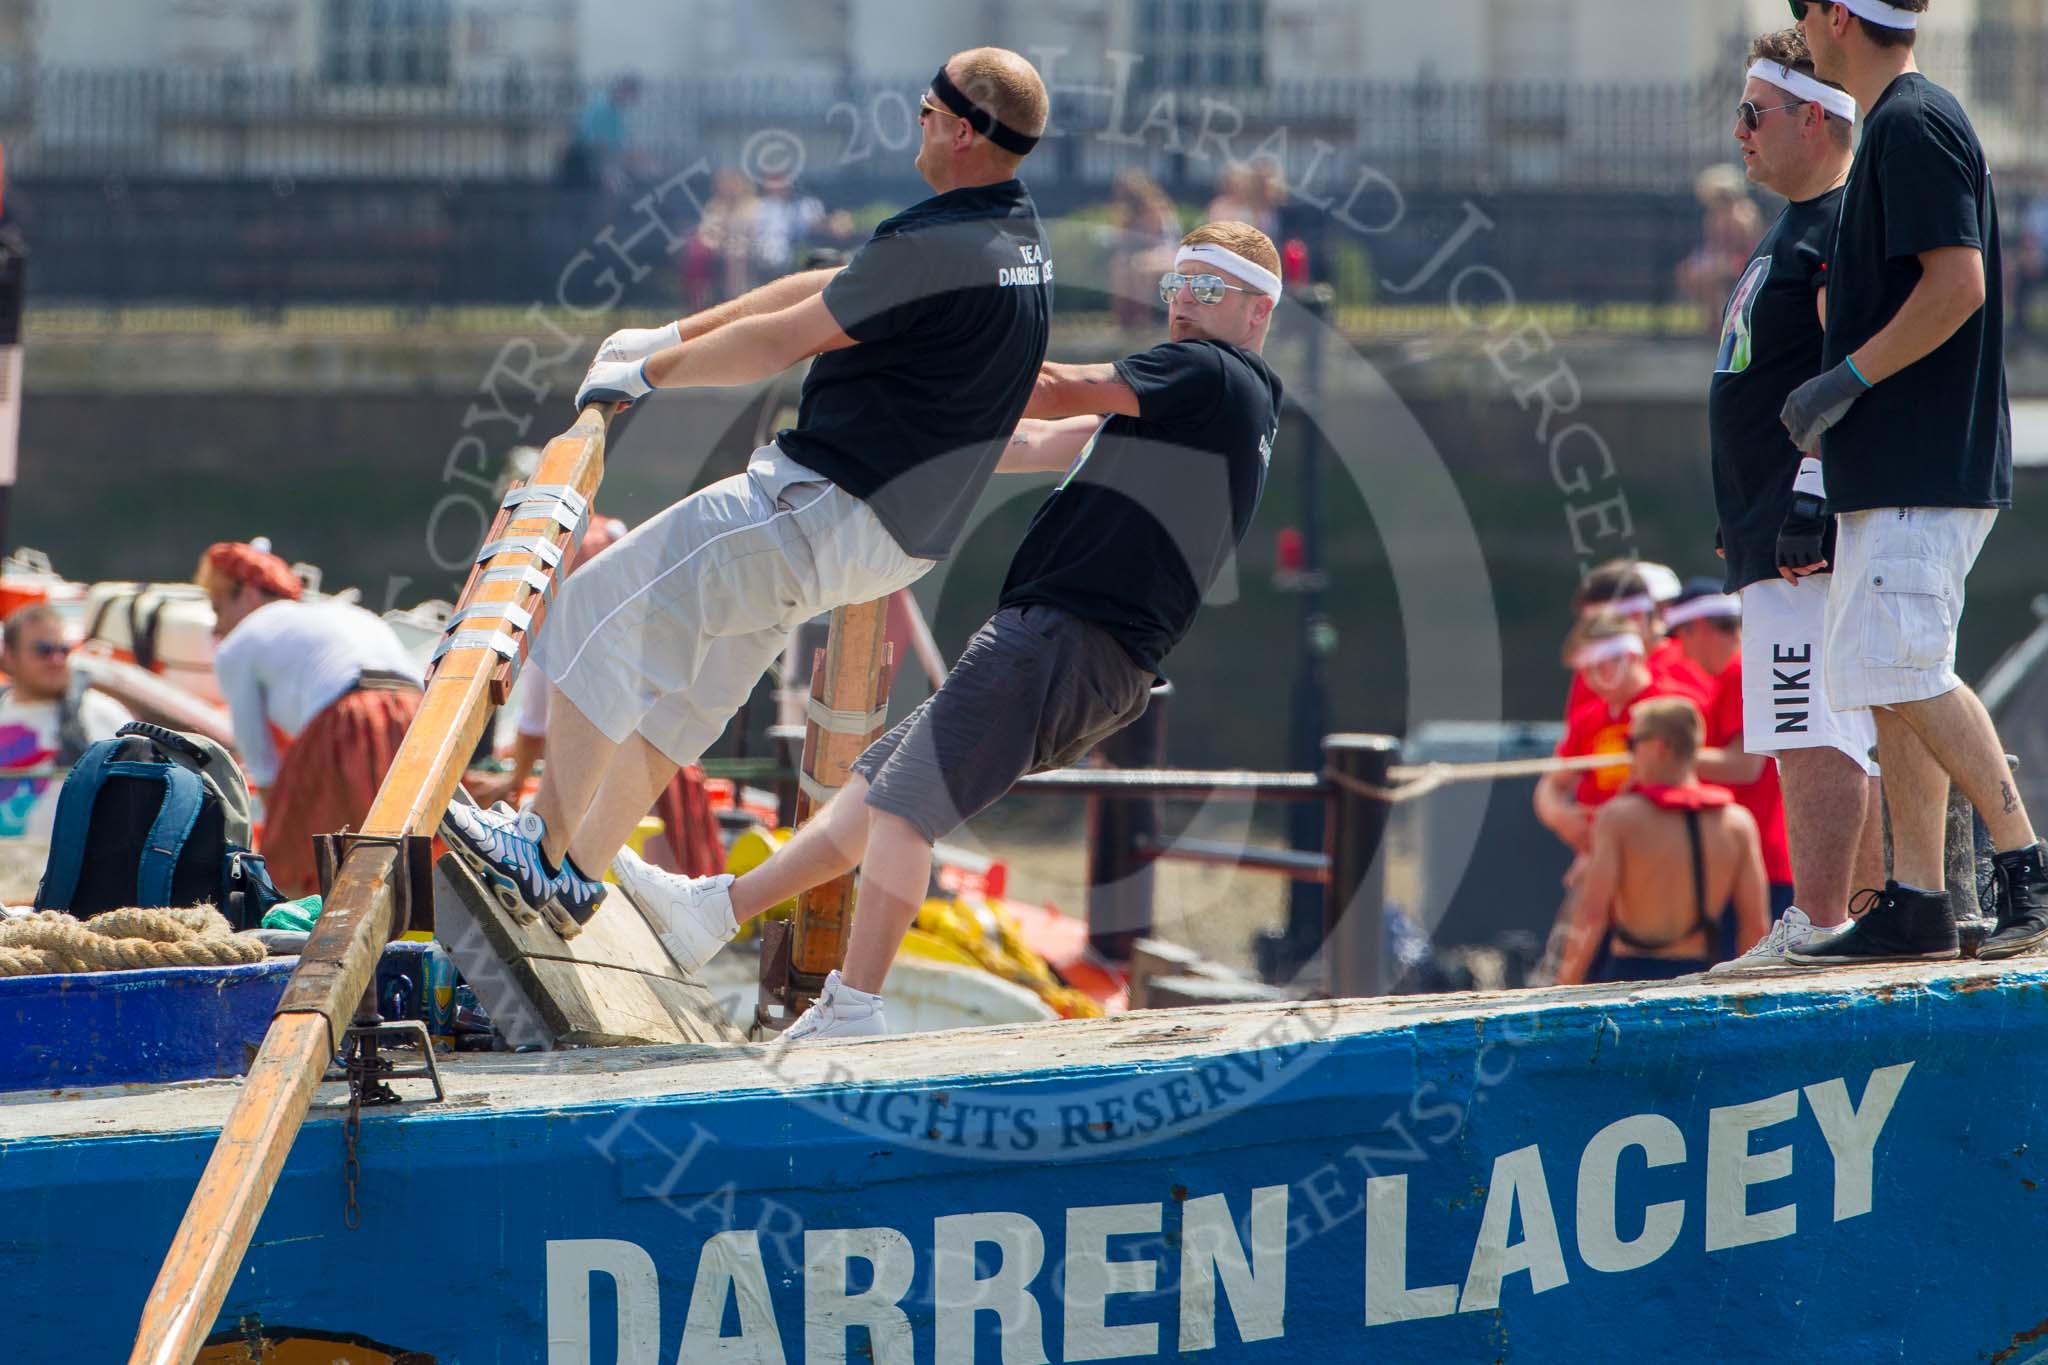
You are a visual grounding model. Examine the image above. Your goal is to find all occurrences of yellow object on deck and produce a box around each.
[606,816,668,884]
[724,825,797,941]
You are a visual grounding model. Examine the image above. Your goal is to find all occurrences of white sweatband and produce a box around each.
[1793,456,1827,498]
[1580,593,1656,620]
[1838,0,1919,29]
[1665,594,1741,629]
[1572,634,1647,669]
[1746,60,1858,124]
[1174,244,1283,301]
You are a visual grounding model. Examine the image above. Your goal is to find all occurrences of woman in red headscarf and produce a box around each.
[198,540,424,896]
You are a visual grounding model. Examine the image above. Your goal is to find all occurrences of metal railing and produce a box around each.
[1,45,2042,185]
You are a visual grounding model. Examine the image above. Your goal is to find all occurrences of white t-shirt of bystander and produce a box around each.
[0,687,133,838]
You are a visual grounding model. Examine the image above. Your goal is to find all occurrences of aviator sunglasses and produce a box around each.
[1157,271,1257,305]
[1739,98,1810,131]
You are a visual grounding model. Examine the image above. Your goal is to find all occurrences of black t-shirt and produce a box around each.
[998,339,1283,676]
[776,179,1052,559]
[1820,72,2010,513]
[1709,188,1841,592]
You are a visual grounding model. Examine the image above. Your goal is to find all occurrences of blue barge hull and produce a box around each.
[2,959,2045,1362]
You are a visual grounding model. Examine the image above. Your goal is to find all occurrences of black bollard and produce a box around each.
[1086,683,1171,963]
[1323,733,1400,998]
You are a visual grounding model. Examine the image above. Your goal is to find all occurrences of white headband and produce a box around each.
[1665,594,1742,628]
[1175,244,1283,301]
[1573,634,1647,669]
[1837,0,1919,29]
[1747,60,1859,124]
[1580,593,1655,620]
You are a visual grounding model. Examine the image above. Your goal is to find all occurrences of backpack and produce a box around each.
[34,721,288,930]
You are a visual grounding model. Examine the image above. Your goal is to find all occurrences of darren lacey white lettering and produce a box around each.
[547,1062,1910,1361]
[1000,242,1053,289]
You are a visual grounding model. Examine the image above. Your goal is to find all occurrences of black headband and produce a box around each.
[929,66,1040,157]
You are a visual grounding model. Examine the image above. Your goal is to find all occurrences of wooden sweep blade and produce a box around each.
[129,405,614,1365]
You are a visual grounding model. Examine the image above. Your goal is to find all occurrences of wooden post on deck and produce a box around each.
[1086,682,1170,963]
[1323,733,1399,999]
[757,598,895,1028]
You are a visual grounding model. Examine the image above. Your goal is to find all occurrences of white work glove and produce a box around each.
[594,320,682,364]
[576,358,654,410]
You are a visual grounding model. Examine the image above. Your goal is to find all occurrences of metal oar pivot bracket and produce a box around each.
[311,827,437,940]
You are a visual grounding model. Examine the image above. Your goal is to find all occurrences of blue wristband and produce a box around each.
[1843,356,1872,388]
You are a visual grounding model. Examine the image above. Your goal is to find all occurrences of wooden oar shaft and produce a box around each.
[789,598,893,979]
[129,405,612,1365]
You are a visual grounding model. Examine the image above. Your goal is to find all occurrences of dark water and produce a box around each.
[16,390,2043,770]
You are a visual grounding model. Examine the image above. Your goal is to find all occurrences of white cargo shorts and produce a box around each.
[1823,506,1997,713]
[531,443,934,765]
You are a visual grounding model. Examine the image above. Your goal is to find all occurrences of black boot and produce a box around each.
[1977,843,2048,961]
[1786,882,1959,965]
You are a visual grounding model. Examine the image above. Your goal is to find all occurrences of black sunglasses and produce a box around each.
[1739,98,1810,132]
[1789,0,1836,19]
[30,641,70,660]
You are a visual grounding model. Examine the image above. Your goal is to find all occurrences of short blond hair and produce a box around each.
[1631,696,1703,763]
[947,47,1048,165]
[1180,221,1281,281]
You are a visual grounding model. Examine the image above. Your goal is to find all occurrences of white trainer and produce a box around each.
[1707,906,1844,975]
[608,846,739,976]
[780,970,888,1042]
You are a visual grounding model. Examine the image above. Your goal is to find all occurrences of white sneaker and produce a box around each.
[780,970,888,1042]
[1707,906,1843,975]
[608,846,738,976]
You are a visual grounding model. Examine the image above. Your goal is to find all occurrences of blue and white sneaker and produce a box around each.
[443,801,578,934]
[548,853,608,938]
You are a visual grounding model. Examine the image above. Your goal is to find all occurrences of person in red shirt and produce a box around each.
[1663,583,1797,917]
[1564,559,1715,717]
[1536,613,1700,856]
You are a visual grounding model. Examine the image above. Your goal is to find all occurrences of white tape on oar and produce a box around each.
[805,696,890,737]
[430,629,522,666]
[446,601,533,634]
[475,535,564,569]
[797,770,849,807]
[478,563,555,602]
[502,482,588,518]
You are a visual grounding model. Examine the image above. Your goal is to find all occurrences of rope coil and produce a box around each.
[0,906,268,977]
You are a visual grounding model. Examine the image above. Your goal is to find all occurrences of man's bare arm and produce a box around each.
[1556,807,1625,986]
[1729,810,1772,954]
[996,416,1106,474]
[675,267,842,343]
[1849,246,1985,383]
[641,293,856,391]
[1025,361,1144,420]
[1534,768,1591,853]
[1698,732,1768,787]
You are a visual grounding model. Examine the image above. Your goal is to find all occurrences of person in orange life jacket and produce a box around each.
[1663,580,1805,925]
[1556,695,1771,984]
[1564,558,1714,717]
[199,539,423,897]
[1536,612,1706,860]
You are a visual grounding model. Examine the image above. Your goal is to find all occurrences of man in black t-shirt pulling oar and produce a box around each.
[1777,0,2048,966]
[614,221,1287,1041]
[440,49,1054,939]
